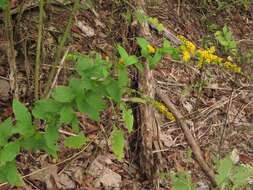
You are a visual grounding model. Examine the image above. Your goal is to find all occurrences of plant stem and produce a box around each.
[34,0,44,100]
[43,0,80,97]
[4,0,18,98]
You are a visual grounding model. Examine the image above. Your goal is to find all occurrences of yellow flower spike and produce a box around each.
[223,61,241,73]
[153,101,175,121]
[147,44,156,54]
[185,41,196,55]
[182,50,191,63]
[118,58,125,65]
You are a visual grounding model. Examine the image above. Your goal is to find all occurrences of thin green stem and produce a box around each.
[34,0,44,100]
[43,0,80,97]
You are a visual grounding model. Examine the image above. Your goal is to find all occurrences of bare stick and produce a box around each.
[156,89,217,187]
[4,0,18,98]
[46,48,70,98]
[34,0,44,100]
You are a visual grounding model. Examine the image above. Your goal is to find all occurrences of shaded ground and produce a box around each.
[0,0,253,189]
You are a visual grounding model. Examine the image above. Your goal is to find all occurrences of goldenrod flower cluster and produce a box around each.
[196,46,223,68]
[147,44,156,54]
[118,58,125,64]
[153,101,175,121]
[177,35,196,63]
[177,35,241,73]
[223,61,241,73]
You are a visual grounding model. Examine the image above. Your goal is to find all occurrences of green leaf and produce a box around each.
[71,115,80,133]
[106,80,122,103]
[0,161,22,186]
[0,118,13,147]
[12,99,32,125]
[12,122,35,138]
[6,161,22,186]
[86,91,106,111]
[171,171,196,190]
[231,165,253,188]
[76,97,100,121]
[126,56,138,66]
[21,132,46,151]
[215,155,234,186]
[52,86,75,103]
[59,105,75,124]
[0,141,20,167]
[75,55,93,73]
[32,99,63,120]
[64,133,87,149]
[149,52,162,69]
[123,109,134,133]
[117,45,129,61]
[136,37,149,56]
[110,128,124,161]
[118,67,129,87]
[0,0,7,9]
[44,122,59,158]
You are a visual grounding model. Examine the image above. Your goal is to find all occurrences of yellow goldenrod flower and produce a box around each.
[208,46,216,54]
[147,44,156,54]
[119,58,125,64]
[182,50,191,62]
[153,101,175,121]
[178,35,196,55]
[223,61,241,73]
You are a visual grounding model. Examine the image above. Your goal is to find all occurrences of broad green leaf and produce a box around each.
[76,97,100,121]
[12,122,35,138]
[0,141,20,167]
[126,55,138,66]
[12,99,32,125]
[32,99,63,120]
[215,155,234,186]
[44,122,59,158]
[52,86,75,103]
[69,78,85,95]
[106,80,122,103]
[231,165,253,188]
[0,161,22,186]
[86,91,106,111]
[0,118,13,146]
[171,171,196,190]
[110,128,124,161]
[60,105,75,124]
[149,52,162,69]
[21,132,46,151]
[118,67,129,87]
[75,55,93,73]
[64,133,87,149]
[117,45,129,61]
[123,109,134,133]
[6,161,22,186]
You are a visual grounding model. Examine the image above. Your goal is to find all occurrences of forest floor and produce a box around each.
[0,0,253,189]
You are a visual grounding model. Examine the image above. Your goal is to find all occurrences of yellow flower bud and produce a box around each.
[147,44,156,54]
[182,50,191,62]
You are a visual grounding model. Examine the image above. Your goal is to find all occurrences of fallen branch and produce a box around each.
[156,89,217,187]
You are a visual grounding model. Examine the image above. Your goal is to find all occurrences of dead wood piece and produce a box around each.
[134,0,163,188]
[156,89,217,187]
